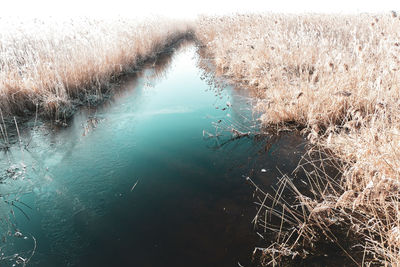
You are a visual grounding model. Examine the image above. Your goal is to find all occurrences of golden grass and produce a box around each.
[0,17,193,119]
[196,13,400,265]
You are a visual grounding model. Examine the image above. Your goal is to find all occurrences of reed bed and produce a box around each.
[196,13,400,265]
[0,17,193,119]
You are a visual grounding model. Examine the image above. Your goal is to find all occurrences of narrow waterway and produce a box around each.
[0,44,306,267]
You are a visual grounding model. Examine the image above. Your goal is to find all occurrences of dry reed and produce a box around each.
[196,13,400,265]
[0,17,193,119]
[3,13,400,266]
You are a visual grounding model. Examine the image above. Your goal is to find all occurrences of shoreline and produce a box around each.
[1,33,195,123]
[196,13,400,266]
[0,18,194,120]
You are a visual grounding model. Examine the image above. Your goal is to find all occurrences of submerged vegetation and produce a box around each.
[0,18,193,120]
[196,13,400,266]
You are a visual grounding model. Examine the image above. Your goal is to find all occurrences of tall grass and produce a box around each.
[3,13,400,265]
[196,13,400,265]
[0,17,193,119]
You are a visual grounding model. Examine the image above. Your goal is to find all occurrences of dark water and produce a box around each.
[0,45,306,267]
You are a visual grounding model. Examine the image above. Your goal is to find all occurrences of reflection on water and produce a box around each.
[0,44,306,267]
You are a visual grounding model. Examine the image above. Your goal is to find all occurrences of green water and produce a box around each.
[0,45,306,267]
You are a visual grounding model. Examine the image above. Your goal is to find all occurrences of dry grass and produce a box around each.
[196,13,400,265]
[3,13,400,265]
[0,17,193,119]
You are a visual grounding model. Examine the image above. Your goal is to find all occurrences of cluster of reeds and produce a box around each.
[196,13,400,265]
[0,17,193,119]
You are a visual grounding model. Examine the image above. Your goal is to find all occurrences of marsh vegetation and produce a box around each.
[0,18,193,119]
[196,13,400,266]
[1,13,400,266]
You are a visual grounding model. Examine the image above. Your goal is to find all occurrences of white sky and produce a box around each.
[0,0,399,18]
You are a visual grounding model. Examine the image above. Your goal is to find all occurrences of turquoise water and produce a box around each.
[0,45,306,267]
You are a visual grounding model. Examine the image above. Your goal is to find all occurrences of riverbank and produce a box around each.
[196,13,400,266]
[0,18,193,121]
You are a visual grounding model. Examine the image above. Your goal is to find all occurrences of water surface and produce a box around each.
[0,45,306,267]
